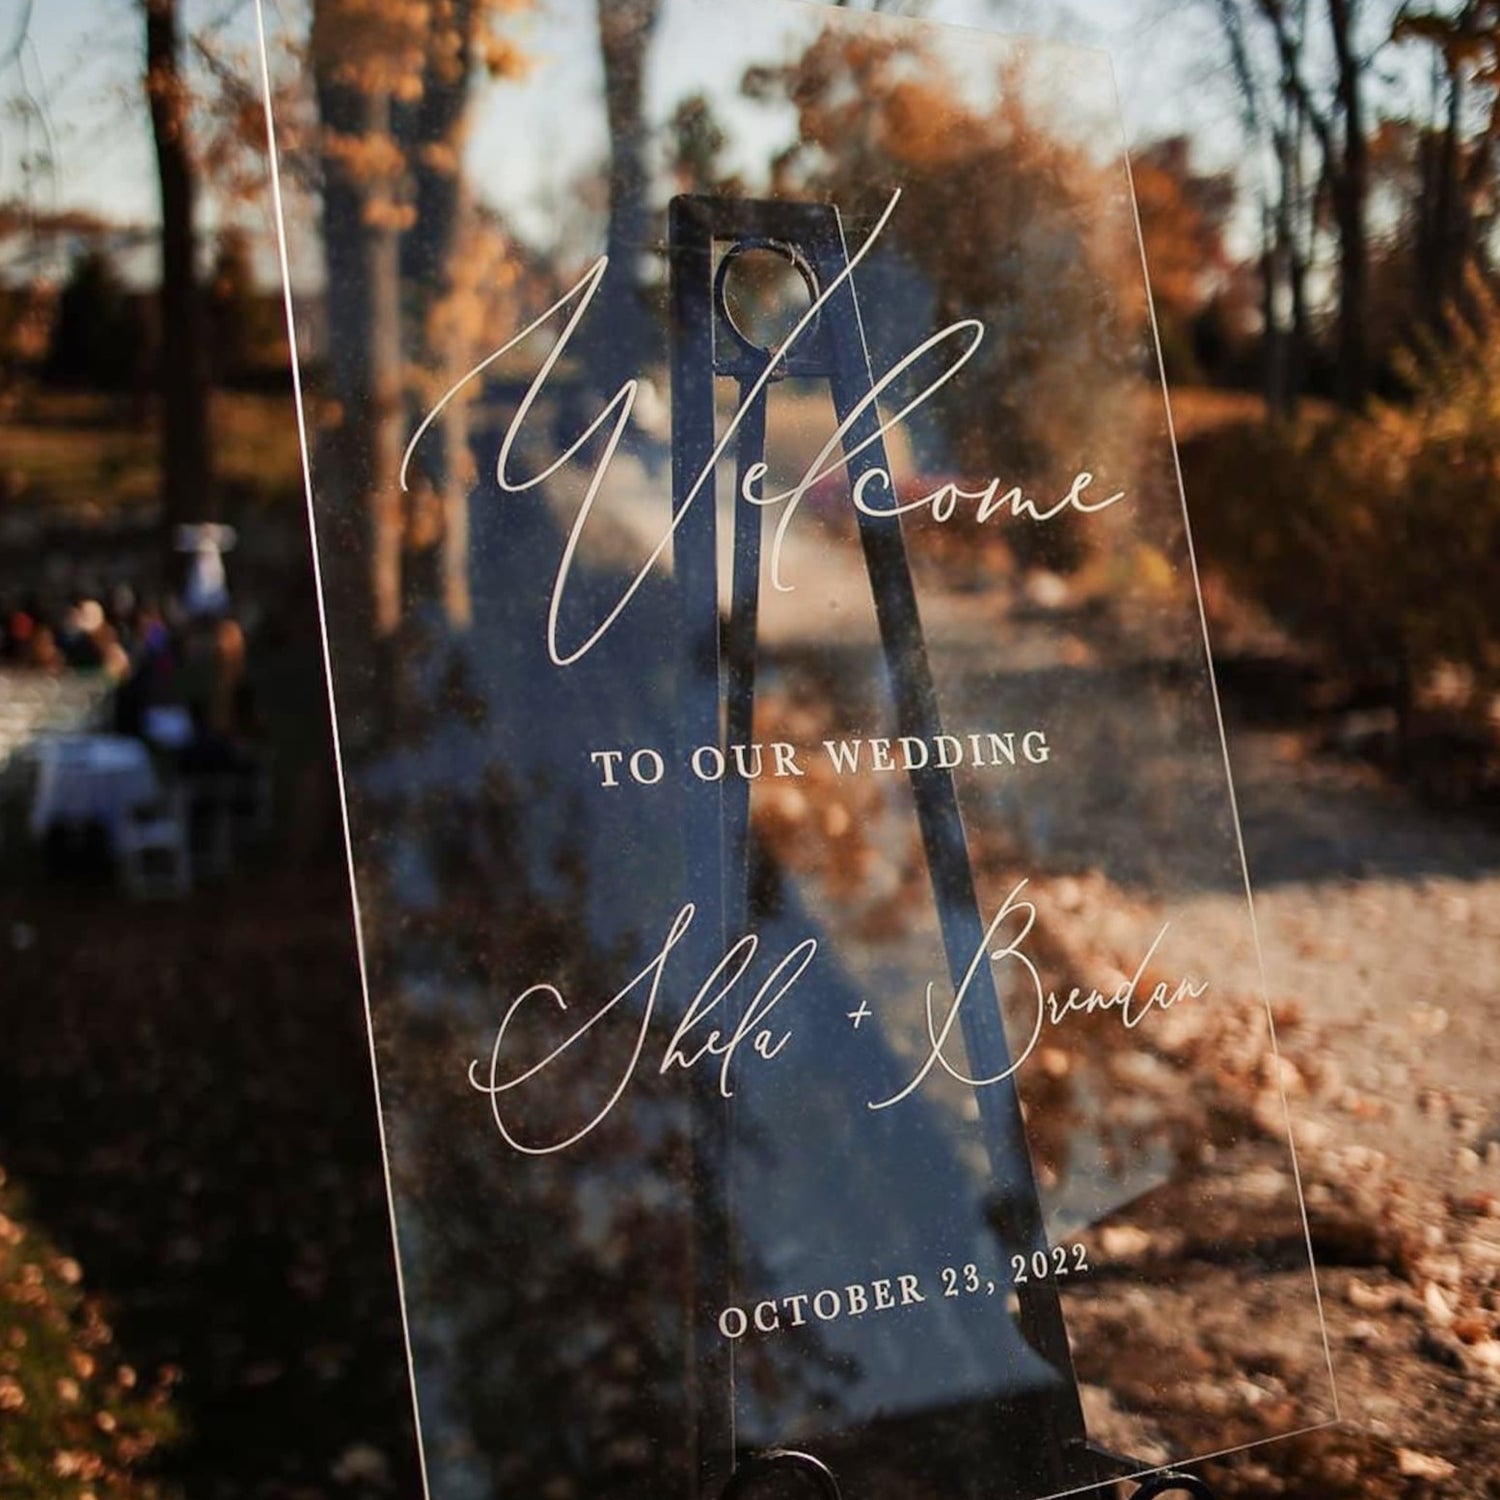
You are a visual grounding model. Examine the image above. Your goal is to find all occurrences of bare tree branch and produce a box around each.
[1214,0,1270,135]
[1254,0,1337,159]
[0,0,33,70]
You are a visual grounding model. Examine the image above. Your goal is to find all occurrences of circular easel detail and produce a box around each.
[1133,1474,1214,1499]
[713,238,821,363]
[721,1448,842,1500]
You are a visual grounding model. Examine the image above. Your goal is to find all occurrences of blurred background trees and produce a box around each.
[289,0,1500,778]
[43,248,144,390]
[1,0,1497,762]
[1171,0,1500,762]
[145,0,212,554]
[5,0,1500,1489]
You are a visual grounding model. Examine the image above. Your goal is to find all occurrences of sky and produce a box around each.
[0,0,1242,223]
[2,0,157,225]
[0,0,1425,272]
[465,0,1166,249]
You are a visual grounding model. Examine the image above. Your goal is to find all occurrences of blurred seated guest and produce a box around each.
[2,607,34,662]
[177,618,218,733]
[94,620,131,684]
[109,584,137,645]
[179,612,253,736]
[5,594,45,663]
[58,601,104,670]
[179,696,261,874]
[59,598,131,684]
[138,601,175,693]
[25,624,63,673]
[211,616,248,736]
[113,600,176,739]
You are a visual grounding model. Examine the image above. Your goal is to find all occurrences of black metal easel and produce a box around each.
[667,195,1216,1500]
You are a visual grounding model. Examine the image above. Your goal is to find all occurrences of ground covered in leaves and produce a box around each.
[0,1162,179,1498]
[1043,724,1500,1500]
[0,867,421,1500]
[2,692,1499,1500]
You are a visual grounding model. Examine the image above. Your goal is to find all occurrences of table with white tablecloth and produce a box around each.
[29,734,162,844]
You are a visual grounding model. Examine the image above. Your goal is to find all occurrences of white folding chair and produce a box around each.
[117,789,192,900]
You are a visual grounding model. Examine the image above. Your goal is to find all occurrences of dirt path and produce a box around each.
[1169,722,1500,1495]
[1227,727,1500,1185]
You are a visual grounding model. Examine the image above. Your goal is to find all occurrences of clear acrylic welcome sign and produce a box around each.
[255,0,1339,1494]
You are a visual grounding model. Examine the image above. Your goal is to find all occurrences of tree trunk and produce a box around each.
[1328,0,1370,409]
[310,64,406,770]
[396,1,478,629]
[1285,85,1311,414]
[1330,149,1369,411]
[1260,219,1288,419]
[594,0,660,391]
[1431,8,1478,331]
[144,0,213,581]
[1287,235,1309,411]
[315,71,405,646]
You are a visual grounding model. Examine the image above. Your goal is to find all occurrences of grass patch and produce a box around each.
[0,390,304,523]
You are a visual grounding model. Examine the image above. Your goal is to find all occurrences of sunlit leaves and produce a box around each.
[0,1167,180,1499]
